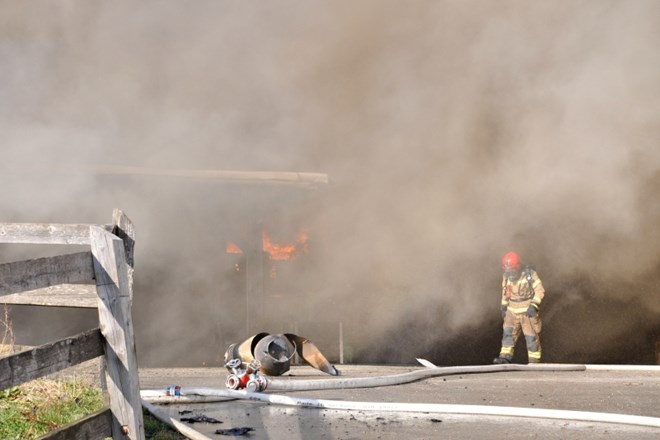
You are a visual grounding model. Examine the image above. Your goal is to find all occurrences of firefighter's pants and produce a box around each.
[499,310,542,362]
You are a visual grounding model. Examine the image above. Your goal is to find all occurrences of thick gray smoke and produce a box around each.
[2,1,659,366]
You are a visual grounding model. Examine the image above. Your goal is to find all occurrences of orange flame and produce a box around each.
[225,242,243,254]
[262,229,309,261]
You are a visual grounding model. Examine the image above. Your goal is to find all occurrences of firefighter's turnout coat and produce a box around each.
[498,267,545,362]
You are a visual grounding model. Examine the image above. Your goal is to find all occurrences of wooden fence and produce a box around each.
[0,209,144,440]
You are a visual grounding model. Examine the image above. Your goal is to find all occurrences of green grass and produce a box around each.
[0,379,105,440]
[0,378,184,440]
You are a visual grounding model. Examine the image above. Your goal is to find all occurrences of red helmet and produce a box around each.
[501,251,521,271]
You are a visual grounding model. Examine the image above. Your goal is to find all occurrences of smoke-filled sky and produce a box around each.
[2,1,660,365]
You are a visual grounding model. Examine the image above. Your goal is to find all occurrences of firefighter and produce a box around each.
[493,251,545,364]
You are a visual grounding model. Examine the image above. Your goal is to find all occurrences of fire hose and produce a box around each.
[140,363,660,436]
[268,362,583,391]
[140,362,584,402]
[143,387,660,429]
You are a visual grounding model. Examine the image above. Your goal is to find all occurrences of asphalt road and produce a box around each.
[139,363,660,440]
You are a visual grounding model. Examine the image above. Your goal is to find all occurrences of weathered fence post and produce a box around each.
[98,209,137,406]
[90,225,144,440]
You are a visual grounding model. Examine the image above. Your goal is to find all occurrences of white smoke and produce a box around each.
[1,1,659,365]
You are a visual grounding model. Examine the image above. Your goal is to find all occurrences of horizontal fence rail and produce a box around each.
[0,252,95,297]
[0,223,113,245]
[38,407,113,440]
[0,284,98,308]
[0,328,104,390]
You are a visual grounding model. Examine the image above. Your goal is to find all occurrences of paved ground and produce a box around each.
[138,363,660,440]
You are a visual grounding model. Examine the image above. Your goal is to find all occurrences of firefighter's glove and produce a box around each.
[500,305,507,320]
[526,304,538,317]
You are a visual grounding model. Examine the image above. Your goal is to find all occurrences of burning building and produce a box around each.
[98,167,337,367]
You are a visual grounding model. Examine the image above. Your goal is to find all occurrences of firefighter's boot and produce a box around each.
[493,356,512,364]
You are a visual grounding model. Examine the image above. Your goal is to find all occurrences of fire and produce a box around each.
[225,229,309,262]
[226,242,243,254]
[262,229,309,261]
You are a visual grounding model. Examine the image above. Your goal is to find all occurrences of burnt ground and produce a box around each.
[138,363,660,440]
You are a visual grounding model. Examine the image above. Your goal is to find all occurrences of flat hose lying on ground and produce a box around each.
[267,362,584,391]
[146,387,660,429]
[140,363,660,429]
[140,362,583,402]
